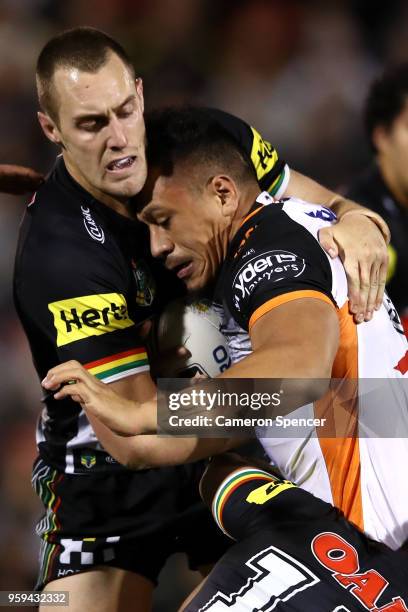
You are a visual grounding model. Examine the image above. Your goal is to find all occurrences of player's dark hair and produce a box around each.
[36,26,135,122]
[365,63,408,152]
[145,107,257,187]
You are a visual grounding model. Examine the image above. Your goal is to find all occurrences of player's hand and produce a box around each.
[0,164,44,194]
[319,214,388,322]
[42,361,142,436]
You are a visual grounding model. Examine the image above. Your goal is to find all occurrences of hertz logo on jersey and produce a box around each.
[48,293,135,347]
[246,479,296,505]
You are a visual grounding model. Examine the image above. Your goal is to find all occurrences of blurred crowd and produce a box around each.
[1,0,407,609]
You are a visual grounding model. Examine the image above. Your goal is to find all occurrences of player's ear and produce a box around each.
[37,111,63,147]
[135,77,144,113]
[208,175,239,218]
[372,124,389,155]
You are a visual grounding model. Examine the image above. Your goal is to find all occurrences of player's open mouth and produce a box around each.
[106,156,136,172]
[172,261,193,280]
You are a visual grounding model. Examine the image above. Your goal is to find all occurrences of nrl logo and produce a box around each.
[131,259,155,307]
[81,454,96,469]
[81,206,105,243]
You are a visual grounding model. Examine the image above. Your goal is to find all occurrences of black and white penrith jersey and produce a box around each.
[13,110,289,475]
[13,157,159,474]
[185,469,408,612]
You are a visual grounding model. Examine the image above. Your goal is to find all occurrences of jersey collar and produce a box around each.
[54,156,139,232]
[55,155,95,208]
[255,191,275,206]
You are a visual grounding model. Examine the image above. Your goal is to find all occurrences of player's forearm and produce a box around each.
[125,436,239,470]
[285,170,390,242]
[0,164,44,194]
[218,345,329,381]
[87,410,154,468]
[216,345,331,415]
[94,395,158,436]
[89,407,238,468]
[97,373,158,435]
[284,169,359,214]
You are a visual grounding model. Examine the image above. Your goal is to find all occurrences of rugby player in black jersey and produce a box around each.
[183,453,408,612]
[16,30,232,612]
[16,28,392,612]
[346,64,408,334]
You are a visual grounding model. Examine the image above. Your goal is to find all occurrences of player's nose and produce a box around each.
[107,116,128,150]
[150,226,173,260]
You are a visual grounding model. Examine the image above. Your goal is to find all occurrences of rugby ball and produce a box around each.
[157,299,231,378]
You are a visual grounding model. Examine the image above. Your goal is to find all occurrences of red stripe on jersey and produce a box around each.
[84,348,145,370]
[395,351,408,375]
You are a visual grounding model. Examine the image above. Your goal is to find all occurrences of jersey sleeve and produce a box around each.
[225,208,335,332]
[212,467,298,540]
[207,108,290,197]
[16,233,149,383]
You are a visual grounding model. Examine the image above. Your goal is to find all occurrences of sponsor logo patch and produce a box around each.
[250,127,278,179]
[81,205,105,243]
[233,250,305,310]
[246,479,296,505]
[105,455,117,464]
[48,293,134,346]
[305,207,337,222]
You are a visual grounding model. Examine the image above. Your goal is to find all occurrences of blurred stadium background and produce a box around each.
[0,0,407,609]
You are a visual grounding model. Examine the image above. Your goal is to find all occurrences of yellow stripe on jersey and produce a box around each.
[84,348,149,381]
[86,352,143,376]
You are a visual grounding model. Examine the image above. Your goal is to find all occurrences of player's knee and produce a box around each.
[42,568,153,612]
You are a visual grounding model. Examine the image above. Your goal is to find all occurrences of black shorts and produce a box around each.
[32,458,230,590]
[184,464,408,611]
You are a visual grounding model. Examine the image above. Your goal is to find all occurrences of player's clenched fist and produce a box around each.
[0,164,44,194]
[42,361,147,436]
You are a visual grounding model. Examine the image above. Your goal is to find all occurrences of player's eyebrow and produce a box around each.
[73,95,137,123]
[138,204,166,222]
